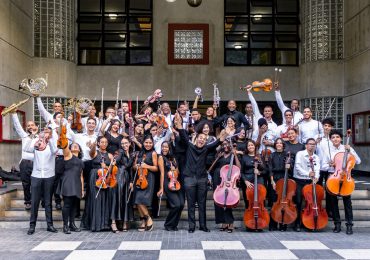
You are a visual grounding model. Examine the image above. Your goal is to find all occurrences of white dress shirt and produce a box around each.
[68,127,97,162]
[244,114,259,141]
[293,150,320,180]
[299,119,324,144]
[275,90,303,125]
[321,144,361,173]
[36,97,67,125]
[248,92,278,132]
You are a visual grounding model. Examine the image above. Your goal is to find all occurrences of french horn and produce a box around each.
[68,97,93,116]
[19,77,47,95]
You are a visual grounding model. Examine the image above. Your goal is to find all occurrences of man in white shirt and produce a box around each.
[274,83,303,125]
[244,102,258,141]
[293,138,320,232]
[299,107,324,144]
[161,102,174,128]
[256,118,277,154]
[275,109,301,141]
[322,129,361,235]
[247,86,278,132]
[81,105,102,135]
[11,112,38,210]
[25,126,58,235]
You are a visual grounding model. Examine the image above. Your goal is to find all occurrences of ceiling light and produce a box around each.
[108,14,117,20]
[166,0,176,2]
[234,45,242,49]
[253,14,262,21]
[119,34,126,39]
[243,33,248,38]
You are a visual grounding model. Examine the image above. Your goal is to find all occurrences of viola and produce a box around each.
[57,119,68,149]
[243,157,270,230]
[136,154,149,190]
[213,151,241,209]
[95,157,118,189]
[326,129,356,196]
[301,156,328,231]
[271,152,297,225]
[167,162,181,191]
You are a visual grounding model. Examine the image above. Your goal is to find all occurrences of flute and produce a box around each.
[116,80,120,107]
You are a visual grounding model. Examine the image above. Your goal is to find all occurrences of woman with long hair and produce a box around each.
[100,118,123,155]
[130,135,158,232]
[158,141,185,231]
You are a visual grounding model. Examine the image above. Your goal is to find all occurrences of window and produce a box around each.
[77,0,153,65]
[224,0,299,66]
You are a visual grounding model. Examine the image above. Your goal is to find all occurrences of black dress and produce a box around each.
[134,150,156,207]
[57,155,84,198]
[162,156,185,229]
[84,151,111,231]
[105,132,123,155]
[241,154,265,185]
[109,149,134,222]
[212,154,237,224]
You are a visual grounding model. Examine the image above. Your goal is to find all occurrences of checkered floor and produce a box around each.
[30,240,370,259]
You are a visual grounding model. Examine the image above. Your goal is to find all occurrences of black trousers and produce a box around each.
[19,159,33,204]
[294,178,311,227]
[54,157,65,204]
[184,176,208,229]
[318,171,333,216]
[331,194,353,225]
[30,176,55,227]
[63,196,79,226]
[164,184,185,229]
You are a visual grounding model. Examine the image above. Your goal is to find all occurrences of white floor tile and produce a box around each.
[159,250,206,260]
[362,182,370,185]
[355,180,365,183]
[118,241,162,250]
[32,241,82,251]
[281,240,329,250]
[333,249,370,259]
[247,249,298,259]
[65,250,117,260]
[201,241,245,250]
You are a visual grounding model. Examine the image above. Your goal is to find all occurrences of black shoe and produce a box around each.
[199,227,210,232]
[47,225,58,233]
[25,203,31,211]
[69,223,81,232]
[41,201,45,208]
[63,225,71,234]
[173,227,178,231]
[333,223,341,233]
[346,224,353,235]
[165,227,174,232]
[27,226,35,235]
[55,203,62,210]
[294,225,301,232]
[188,228,195,233]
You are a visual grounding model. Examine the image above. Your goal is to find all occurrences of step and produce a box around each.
[10,199,86,208]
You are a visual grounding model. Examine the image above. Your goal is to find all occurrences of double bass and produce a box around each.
[301,157,328,231]
[326,130,356,196]
[243,157,270,230]
[271,152,297,225]
[213,146,241,209]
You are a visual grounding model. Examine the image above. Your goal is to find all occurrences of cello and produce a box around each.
[301,157,328,231]
[271,152,297,225]
[213,143,241,209]
[243,157,270,230]
[326,130,356,196]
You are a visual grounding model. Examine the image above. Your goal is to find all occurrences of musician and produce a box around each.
[293,138,320,232]
[25,125,58,235]
[269,138,291,231]
[111,137,134,232]
[161,102,174,128]
[100,117,123,155]
[57,142,84,234]
[324,130,361,234]
[274,83,303,125]
[131,121,144,151]
[11,112,38,210]
[190,109,205,132]
[316,117,335,218]
[192,95,216,133]
[214,100,250,129]
[131,135,158,232]
[177,102,191,130]
[212,140,241,233]
[121,102,129,113]
[158,141,185,231]
[234,127,247,154]
[247,86,277,131]
[220,116,237,137]
[255,118,277,154]
[174,114,228,233]
[84,137,113,232]
[171,116,187,182]
[275,110,297,141]
[299,107,324,144]
[81,105,101,135]
[244,102,258,141]
[284,128,305,161]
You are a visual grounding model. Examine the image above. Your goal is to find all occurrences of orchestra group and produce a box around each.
[8,80,361,236]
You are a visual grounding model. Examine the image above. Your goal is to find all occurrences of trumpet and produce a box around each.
[194,87,203,102]
[19,77,47,95]
[240,78,273,92]
[1,97,30,116]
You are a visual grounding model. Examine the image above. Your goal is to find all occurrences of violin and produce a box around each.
[71,99,83,133]
[261,136,271,162]
[301,156,328,231]
[280,118,304,139]
[136,154,149,190]
[240,78,272,92]
[213,149,241,209]
[57,118,68,149]
[271,152,298,225]
[167,162,181,191]
[95,157,118,189]
[243,157,270,230]
[326,130,356,196]
[156,114,169,129]
[140,89,163,114]
[35,121,52,151]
